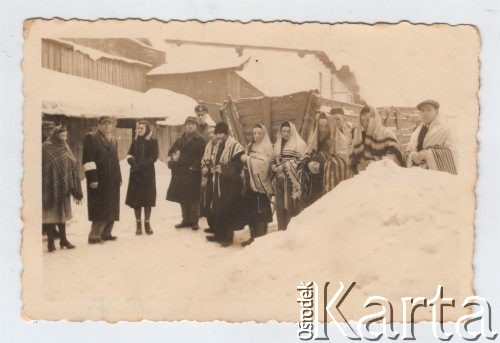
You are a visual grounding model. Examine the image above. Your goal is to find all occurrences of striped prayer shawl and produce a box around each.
[350,110,404,173]
[405,115,458,174]
[216,135,245,166]
[272,121,308,199]
[323,156,350,191]
[403,146,457,175]
[424,146,457,174]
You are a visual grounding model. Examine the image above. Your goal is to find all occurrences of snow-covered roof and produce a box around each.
[46,38,153,68]
[234,55,320,97]
[40,69,198,123]
[147,56,249,76]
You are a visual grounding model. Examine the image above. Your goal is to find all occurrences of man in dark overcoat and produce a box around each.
[166,116,206,230]
[82,116,122,244]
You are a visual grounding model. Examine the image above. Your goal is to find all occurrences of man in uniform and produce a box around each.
[195,104,211,142]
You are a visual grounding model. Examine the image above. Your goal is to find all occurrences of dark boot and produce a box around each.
[241,237,254,247]
[144,221,153,235]
[45,224,56,252]
[175,222,191,229]
[58,223,75,249]
[136,221,142,235]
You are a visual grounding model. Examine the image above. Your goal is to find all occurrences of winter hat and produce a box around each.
[97,116,113,124]
[330,107,345,115]
[184,116,199,126]
[214,122,229,135]
[360,106,371,115]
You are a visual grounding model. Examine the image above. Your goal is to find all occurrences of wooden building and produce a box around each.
[40,69,197,177]
[62,38,166,67]
[42,38,154,92]
[147,39,364,113]
[147,56,264,121]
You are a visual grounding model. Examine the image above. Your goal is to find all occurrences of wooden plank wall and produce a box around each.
[42,39,150,92]
[155,124,184,163]
[147,70,264,106]
[42,114,132,179]
[224,91,313,143]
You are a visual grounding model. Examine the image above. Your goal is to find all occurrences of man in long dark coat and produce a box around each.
[82,116,122,244]
[206,122,246,247]
[167,116,206,230]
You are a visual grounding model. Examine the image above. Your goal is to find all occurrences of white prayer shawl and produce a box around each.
[213,135,245,166]
[405,114,458,174]
[246,124,274,195]
[201,138,216,168]
[305,114,350,163]
[272,121,308,198]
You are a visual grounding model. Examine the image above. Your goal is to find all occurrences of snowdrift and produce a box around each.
[40,160,474,323]
[215,160,474,322]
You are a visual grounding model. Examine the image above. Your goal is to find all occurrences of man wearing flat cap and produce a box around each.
[82,116,122,244]
[166,116,206,230]
[404,100,457,174]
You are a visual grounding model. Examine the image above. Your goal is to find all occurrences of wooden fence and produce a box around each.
[220,90,419,147]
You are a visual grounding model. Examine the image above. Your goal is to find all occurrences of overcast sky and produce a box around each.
[151,21,479,116]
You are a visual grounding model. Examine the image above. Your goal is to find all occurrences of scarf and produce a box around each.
[133,123,153,166]
[272,121,308,198]
[350,107,404,171]
[245,123,274,195]
[404,114,457,174]
[42,131,82,209]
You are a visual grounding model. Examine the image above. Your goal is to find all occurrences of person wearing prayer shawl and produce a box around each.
[240,123,274,246]
[350,106,405,174]
[404,100,458,174]
[300,112,351,207]
[330,107,356,148]
[271,120,307,231]
[206,122,246,247]
[42,125,83,252]
[200,125,216,233]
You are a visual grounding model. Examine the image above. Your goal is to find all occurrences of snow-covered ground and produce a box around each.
[42,159,473,322]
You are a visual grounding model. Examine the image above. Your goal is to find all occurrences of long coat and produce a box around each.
[166,131,206,205]
[125,138,158,208]
[82,130,122,222]
[211,137,247,233]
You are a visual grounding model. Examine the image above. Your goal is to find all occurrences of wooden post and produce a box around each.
[262,96,272,139]
[227,96,247,144]
[298,91,317,135]
[299,92,319,139]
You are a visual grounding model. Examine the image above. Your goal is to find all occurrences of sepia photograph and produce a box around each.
[21,19,479,328]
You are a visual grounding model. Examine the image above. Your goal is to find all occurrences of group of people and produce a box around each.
[41,99,457,252]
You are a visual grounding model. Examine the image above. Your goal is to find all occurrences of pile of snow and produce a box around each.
[39,69,197,120]
[39,160,473,323]
[219,159,473,321]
